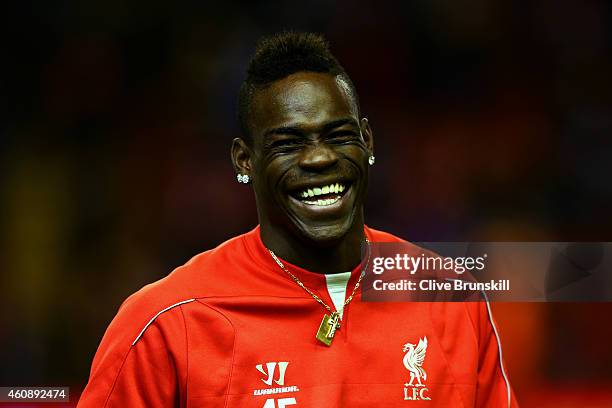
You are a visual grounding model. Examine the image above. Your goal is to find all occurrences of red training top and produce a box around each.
[78,226,518,407]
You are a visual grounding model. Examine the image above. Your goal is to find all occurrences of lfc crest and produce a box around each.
[402,337,431,401]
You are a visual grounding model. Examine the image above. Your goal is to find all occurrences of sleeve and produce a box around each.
[77,298,188,408]
[475,300,520,408]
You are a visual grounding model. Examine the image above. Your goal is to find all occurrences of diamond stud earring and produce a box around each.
[236,174,250,184]
[368,155,375,166]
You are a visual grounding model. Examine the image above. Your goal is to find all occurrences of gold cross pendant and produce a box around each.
[316,311,341,346]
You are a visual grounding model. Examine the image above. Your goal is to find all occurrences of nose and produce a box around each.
[298,143,339,171]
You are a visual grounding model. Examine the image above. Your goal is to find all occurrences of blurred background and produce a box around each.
[1,0,612,406]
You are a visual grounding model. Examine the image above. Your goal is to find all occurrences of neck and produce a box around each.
[260,220,366,274]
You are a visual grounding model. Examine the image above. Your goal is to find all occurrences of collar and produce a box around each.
[242,225,373,305]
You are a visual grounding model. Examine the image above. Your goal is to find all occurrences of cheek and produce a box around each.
[261,156,296,191]
[339,145,368,166]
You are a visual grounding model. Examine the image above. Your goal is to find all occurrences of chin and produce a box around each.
[293,216,356,247]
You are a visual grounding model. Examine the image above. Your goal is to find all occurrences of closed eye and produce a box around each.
[326,130,360,144]
[267,137,306,150]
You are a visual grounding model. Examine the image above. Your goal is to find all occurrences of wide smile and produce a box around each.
[287,181,353,215]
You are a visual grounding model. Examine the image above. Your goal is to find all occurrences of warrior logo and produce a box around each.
[402,337,431,401]
[256,362,289,386]
[253,362,299,397]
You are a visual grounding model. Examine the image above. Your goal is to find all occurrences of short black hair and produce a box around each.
[237,32,359,142]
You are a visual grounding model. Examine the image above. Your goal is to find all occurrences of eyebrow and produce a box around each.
[263,117,359,139]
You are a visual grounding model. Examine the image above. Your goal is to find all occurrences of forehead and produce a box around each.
[249,72,358,138]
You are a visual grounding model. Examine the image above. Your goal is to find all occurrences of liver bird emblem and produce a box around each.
[402,336,428,386]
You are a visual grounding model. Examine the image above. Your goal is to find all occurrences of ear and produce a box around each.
[231,137,253,177]
[360,117,374,156]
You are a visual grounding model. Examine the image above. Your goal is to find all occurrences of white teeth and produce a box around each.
[303,196,341,206]
[297,183,346,199]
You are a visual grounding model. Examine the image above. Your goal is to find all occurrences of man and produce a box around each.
[78,32,517,407]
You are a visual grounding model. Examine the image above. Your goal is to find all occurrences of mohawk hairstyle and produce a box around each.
[238,32,359,141]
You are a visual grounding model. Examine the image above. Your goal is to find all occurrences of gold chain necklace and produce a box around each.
[268,238,371,346]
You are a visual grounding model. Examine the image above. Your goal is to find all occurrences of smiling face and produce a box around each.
[234,71,373,247]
